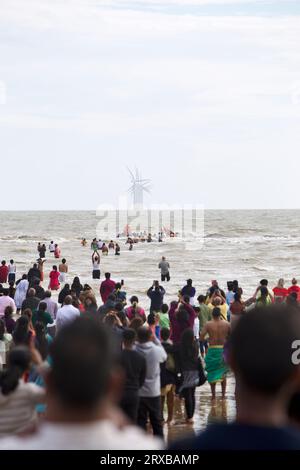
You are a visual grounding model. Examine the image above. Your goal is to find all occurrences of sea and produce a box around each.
[0,209,299,305]
[1,209,298,438]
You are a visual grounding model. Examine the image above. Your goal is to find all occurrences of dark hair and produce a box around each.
[260,279,268,286]
[34,321,49,360]
[179,328,198,362]
[197,295,206,303]
[137,326,152,343]
[160,327,170,342]
[123,328,136,344]
[176,307,189,326]
[130,296,138,304]
[0,347,31,395]
[234,292,242,302]
[38,302,47,312]
[49,317,118,408]
[105,273,111,279]
[212,307,221,318]
[129,317,144,333]
[147,313,156,326]
[229,305,300,395]
[4,306,13,318]
[161,304,169,314]
[13,316,31,346]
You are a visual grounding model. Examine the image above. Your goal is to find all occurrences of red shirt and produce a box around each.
[273,287,288,298]
[288,285,300,294]
[100,279,116,303]
[0,265,8,283]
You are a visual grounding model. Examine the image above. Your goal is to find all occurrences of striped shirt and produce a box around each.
[0,380,45,437]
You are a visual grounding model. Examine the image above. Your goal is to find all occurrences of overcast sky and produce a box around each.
[1,0,300,210]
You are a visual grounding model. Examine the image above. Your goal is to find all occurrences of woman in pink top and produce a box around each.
[49,266,60,291]
[125,296,146,322]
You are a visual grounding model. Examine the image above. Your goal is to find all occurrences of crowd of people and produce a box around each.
[0,244,300,449]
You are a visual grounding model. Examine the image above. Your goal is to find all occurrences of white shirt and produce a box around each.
[0,380,45,437]
[56,304,80,330]
[0,296,16,315]
[8,264,16,274]
[49,243,55,252]
[193,317,200,339]
[0,420,162,450]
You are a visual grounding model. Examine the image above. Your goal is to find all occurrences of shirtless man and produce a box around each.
[200,307,231,401]
[59,258,68,283]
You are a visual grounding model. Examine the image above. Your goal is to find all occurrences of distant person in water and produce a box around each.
[92,251,101,279]
[39,244,46,258]
[91,238,98,251]
[158,257,170,282]
[81,238,87,247]
[115,243,121,256]
[37,258,45,282]
[49,241,55,253]
[27,263,41,286]
[0,261,8,284]
[49,266,60,291]
[8,260,16,284]
[54,244,61,259]
[59,258,68,283]
[101,243,108,256]
[108,240,115,250]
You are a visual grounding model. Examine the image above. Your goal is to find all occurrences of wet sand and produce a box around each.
[165,374,236,444]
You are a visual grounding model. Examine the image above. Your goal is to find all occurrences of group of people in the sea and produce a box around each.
[0,243,300,450]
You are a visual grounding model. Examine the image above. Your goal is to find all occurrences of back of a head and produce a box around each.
[105,273,111,280]
[260,279,268,287]
[28,288,35,298]
[160,327,170,342]
[64,295,72,306]
[147,312,155,326]
[229,305,300,395]
[123,328,136,345]
[0,346,31,396]
[161,303,169,314]
[197,295,205,304]
[212,307,221,318]
[2,288,9,297]
[137,326,152,343]
[49,317,118,408]
[292,278,298,285]
[39,302,47,312]
[44,291,51,298]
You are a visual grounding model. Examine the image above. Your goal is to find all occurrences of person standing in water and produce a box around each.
[200,307,230,401]
[49,266,60,291]
[115,243,121,256]
[0,261,8,284]
[108,240,115,250]
[92,251,100,279]
[39,244,46,258]
[54,244,61,259]
[8,260,16,284]
[59,258,68,284]
[37,258,46,282]
[49,241,55,254]
[158,257,170,282]
[101,243,109,256]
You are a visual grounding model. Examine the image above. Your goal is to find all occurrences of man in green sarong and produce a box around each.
[200,307,231,401]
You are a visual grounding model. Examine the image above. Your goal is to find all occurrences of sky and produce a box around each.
[1,0,300,210]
